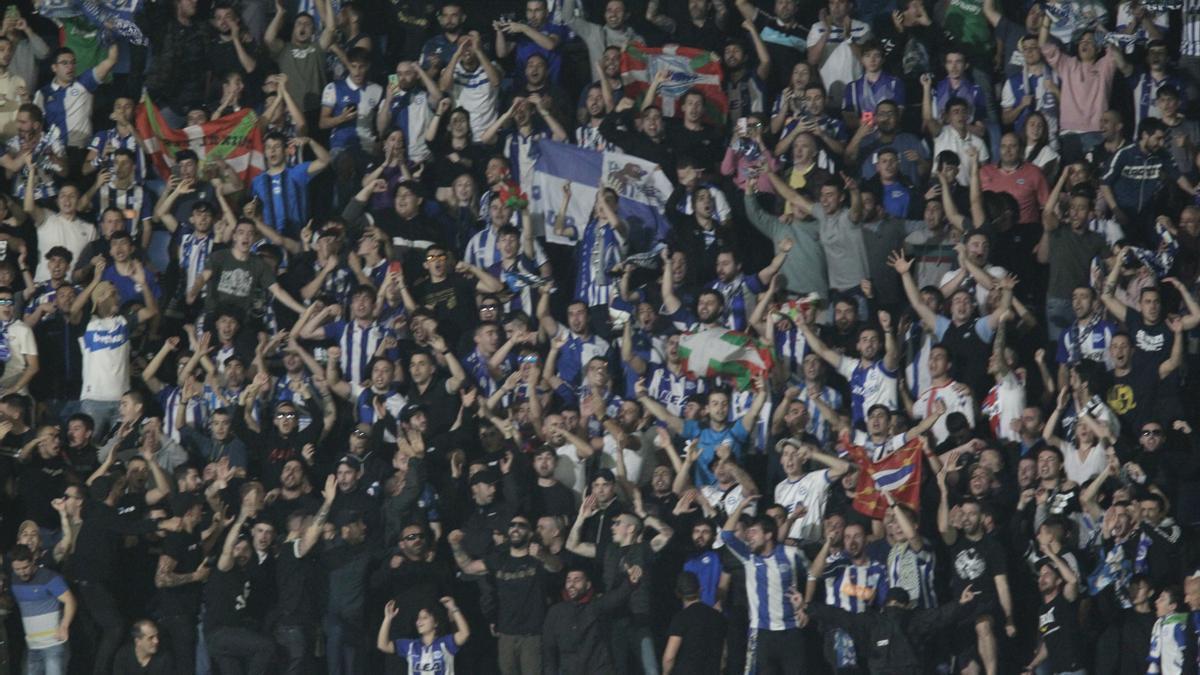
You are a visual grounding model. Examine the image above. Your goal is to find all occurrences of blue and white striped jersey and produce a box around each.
[720,530,808,631]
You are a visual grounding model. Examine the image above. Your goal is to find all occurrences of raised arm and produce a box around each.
[634,378,685,434]
[1099,247,1129,323]
[565,495,599,558]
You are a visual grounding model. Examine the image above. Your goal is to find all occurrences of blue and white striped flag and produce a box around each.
[529,139,673,253]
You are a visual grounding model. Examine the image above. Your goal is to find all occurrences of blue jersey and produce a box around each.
[720,531,806,631]
[573,218,625,308]
[843,73,905,114]
[251,163,315,238]
[1102,143,1180,213]
[836,358,898,426]
[645,363,704,418]
[35,71,100,147]
[356,385,407,425]
[683,550,724,608]
[160,385,210,443]
[823,556,889,613]
[682,418,750,486]
[395,635,459,675]
[323,320,395,388]
[708,273,766,331]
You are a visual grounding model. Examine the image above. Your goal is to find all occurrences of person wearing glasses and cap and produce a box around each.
[448,510,562,674]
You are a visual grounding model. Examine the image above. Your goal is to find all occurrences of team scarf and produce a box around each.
[0,319,11,361]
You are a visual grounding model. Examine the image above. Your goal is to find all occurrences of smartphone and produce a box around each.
[388,73,399,88]
[737,117,748,136]
[388,260,403,276]
[860,111,874,126]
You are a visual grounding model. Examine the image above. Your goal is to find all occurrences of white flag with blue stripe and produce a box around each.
[529,140,673,252]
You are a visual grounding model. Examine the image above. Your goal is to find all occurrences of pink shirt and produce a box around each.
[721,146,780,193]
[1040,42,1116,133]
[980,162,1050,224]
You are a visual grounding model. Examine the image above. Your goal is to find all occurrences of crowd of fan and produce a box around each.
[3,0,1200,673]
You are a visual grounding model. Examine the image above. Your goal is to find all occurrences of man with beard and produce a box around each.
[567,503,673,674]
[681,519,726,609]
[660,88,724,170]
[639,381,767,487]
[264,0,336,115]
[1101,259,1195,378]
[370,522,453,646]
[71,258,156,436]
[1021,550,1082,674]
[153,493,213,675]
[797,307,899,427]
[270,475,334,674]
[936,471,1016,675]
[261,459,320,531]
[599,98,675,176]
[205,493,274,675]
[238,377,325,490]
[449,513,561,675]
[806,521,890,672]
[720,495,807,674]
[542,564,644,674]
[68,475,183,675]
[529,445,576,522]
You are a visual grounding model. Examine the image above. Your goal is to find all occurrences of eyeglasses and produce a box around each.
[426,254,447,261]
[1142,429,1164,437]
[480,304,499,311]
[0,298,12,306]
[275,412,297,420]
[519,355,539,364]
[353,429,369,438]
[401,532,425,541]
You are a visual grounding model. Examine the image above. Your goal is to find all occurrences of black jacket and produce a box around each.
[806,601,966,674]
[541,577,637,675]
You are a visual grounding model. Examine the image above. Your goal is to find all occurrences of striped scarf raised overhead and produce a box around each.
[135,95,265,184]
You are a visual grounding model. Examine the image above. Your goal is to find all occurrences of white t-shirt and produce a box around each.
[932,127,990,185]
[554,442,588,495]
[35,213,96,282]
[0,320,37,392]
[701,482,755,519]
[913,380,976,444]
[80,313,135,402]
[939,264,1007,309]
[774,469,834,544]
[599,435,644,485]
[1063,441,1108,485]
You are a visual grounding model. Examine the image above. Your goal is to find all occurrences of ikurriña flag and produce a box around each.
[619,43,728,126]
[135,95,266,184]
[678,328,773,389]
[840,432,924,519]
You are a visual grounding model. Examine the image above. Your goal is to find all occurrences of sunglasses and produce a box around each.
[426,254,447,261]
[0,299,13,306]
[353,429,369,438]
[480,304,499,311]
[519,355,539,364]
[275,412,297,420]
[1142,429,1163,437]
[401,532,425,541]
